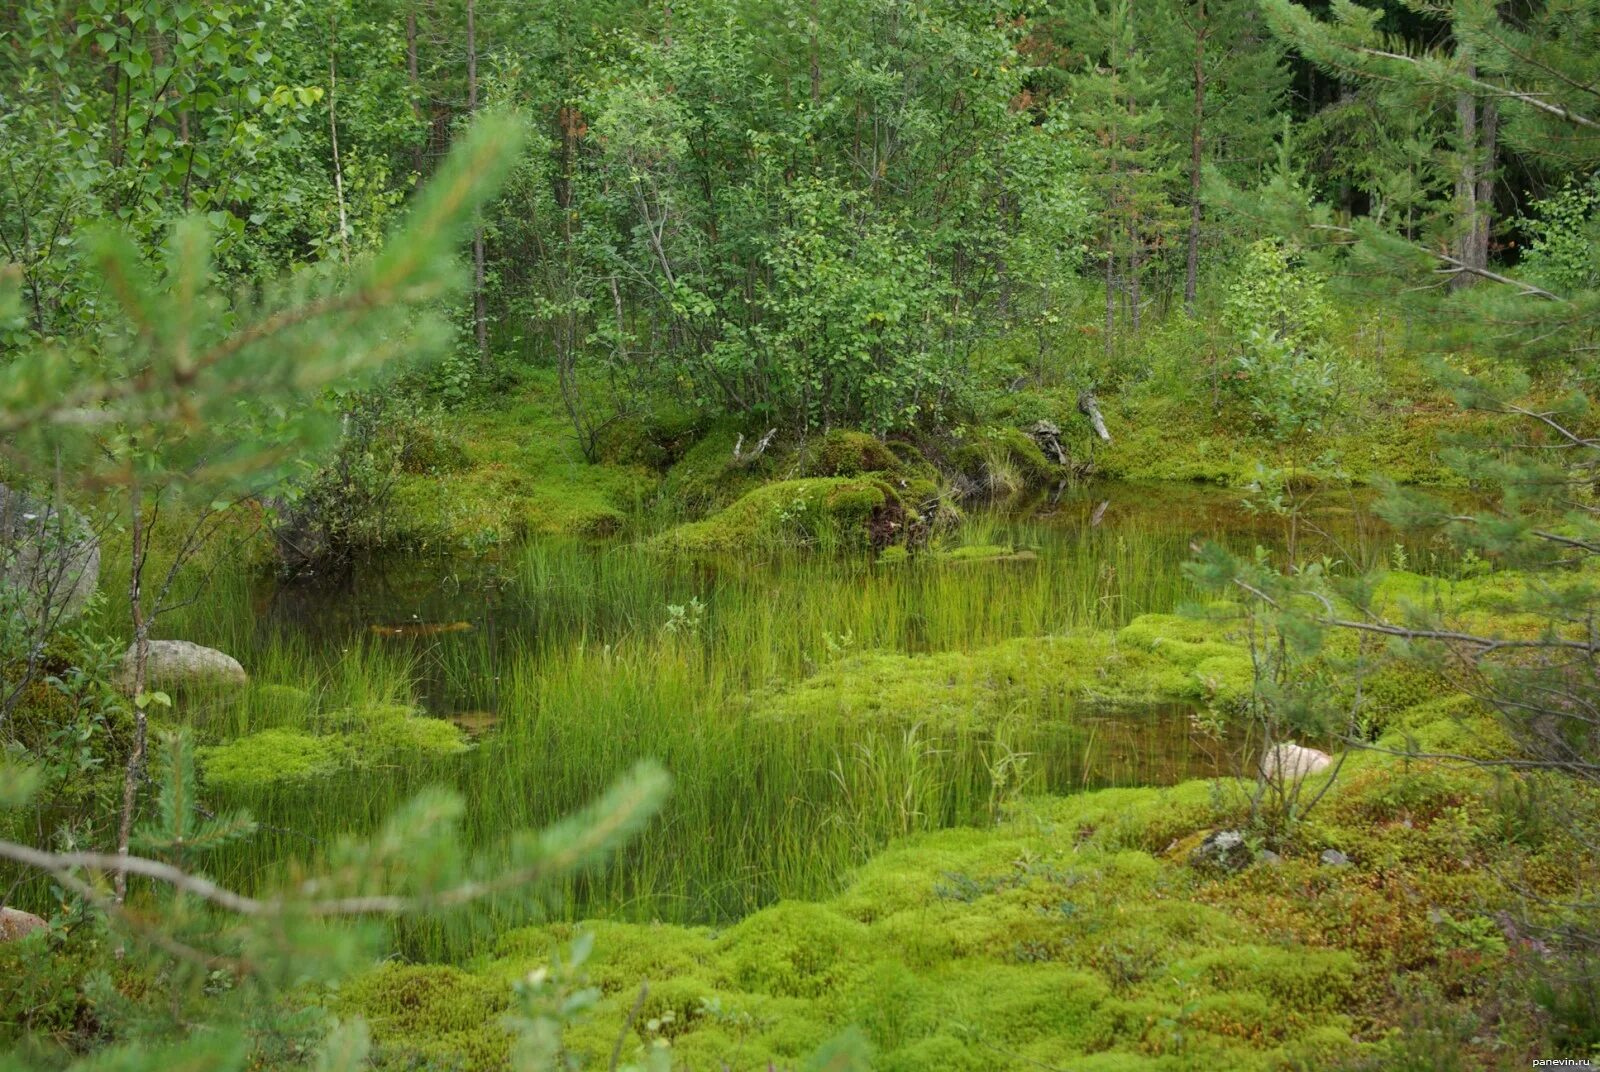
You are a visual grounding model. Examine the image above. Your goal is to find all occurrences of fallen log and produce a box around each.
[1078,391,1111,443]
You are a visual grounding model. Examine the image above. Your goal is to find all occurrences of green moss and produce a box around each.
[383,370,658,551]
[1177,945,1358,1012]
[651,477,905,555]
[333,963,510,1072]
[659,420,770,514]
[198,728,349,792]
[807,430,898,477]
[396,423,472,474]
[1090,388,1493,488]
[200,706,467,792]
[749,614,1257,733]
[718,901,872,1000]
[341,689,1577,1072]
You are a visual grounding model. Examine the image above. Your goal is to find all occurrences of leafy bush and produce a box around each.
[1221,239,1362,441]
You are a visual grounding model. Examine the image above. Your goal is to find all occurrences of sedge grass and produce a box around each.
[131,488,1423,961]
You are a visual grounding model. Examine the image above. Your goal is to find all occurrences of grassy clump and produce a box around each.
[948,426,1063,495]
[199,702,468,792]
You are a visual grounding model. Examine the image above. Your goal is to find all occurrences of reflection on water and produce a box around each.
[188,481,1433,941]
[257,481,1443,719]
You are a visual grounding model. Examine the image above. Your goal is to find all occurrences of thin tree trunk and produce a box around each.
[467,0,488,364]
[1129,231,1143,333]
[1104,241,1116,360]
[1183,0,1207,314]
[1472,96,1497,273]
[113,480,149,906]
[809,0,821,107]
[1452,68,1478,289]
[408,9,423,177]
[329,14,350,266]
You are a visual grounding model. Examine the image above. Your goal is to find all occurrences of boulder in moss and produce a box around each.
[114,639,246,695]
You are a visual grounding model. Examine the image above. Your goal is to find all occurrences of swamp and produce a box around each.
[2,1,1600,1070]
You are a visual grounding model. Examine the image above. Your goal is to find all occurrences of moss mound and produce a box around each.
[750,613,1254,732]
[806,430,899,477]
[651,477,912,555]
[341,745,1551,1071]
[657,420,775,515]
[199,703,468,793]
[385,371,658,551]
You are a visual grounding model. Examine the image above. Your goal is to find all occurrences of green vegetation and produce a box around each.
[4,0,1600,1068]
[336,686,1566,1071]
[199,704,468,793]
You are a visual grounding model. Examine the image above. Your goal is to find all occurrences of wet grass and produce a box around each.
[131,487,1449,961]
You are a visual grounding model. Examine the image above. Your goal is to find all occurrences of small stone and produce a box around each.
[0,907,46,941]
[1190,829,1252,874]
[1258,849,1283,867]
[1320,849,1350,867]
[1260,742,1333,781]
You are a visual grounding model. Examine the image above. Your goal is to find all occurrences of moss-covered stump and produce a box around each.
[651,477,915,555]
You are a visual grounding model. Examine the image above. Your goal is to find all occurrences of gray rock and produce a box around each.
[1190,829,1252,874]
[1260,742,1333,781]
[115,640,247,694]
[0,907,46,941]
[1258,849,1284,867]
[1320,849,1351,868]
[0,484,99,623]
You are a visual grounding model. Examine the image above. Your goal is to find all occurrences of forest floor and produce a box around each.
[314,377,1583,1069]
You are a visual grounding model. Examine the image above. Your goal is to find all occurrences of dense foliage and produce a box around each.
[3,0,1600,1068]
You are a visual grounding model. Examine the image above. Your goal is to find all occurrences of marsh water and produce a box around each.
[172,482,1455,958]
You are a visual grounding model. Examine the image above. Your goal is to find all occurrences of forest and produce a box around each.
[1,0,1598,1068]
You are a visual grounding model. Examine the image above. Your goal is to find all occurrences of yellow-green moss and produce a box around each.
[748,615,1253,733]
[332,963,511,1072]
[199,704,467,792]
[384,371,658,551]
[658,420,771,514]
[806,430,899,477]
[198,728,349,792]
[651,477,905,555]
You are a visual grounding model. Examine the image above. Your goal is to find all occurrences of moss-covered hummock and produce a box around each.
[337,686,1567,1071]
[385,371,659,551]
[199,702,468,792]
[651,477,913,555]
[749,613,1254,732]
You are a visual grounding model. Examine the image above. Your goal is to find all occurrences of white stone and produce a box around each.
[115,640,247,694]
[0,907,46,941]
[1260,742,1332,781]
